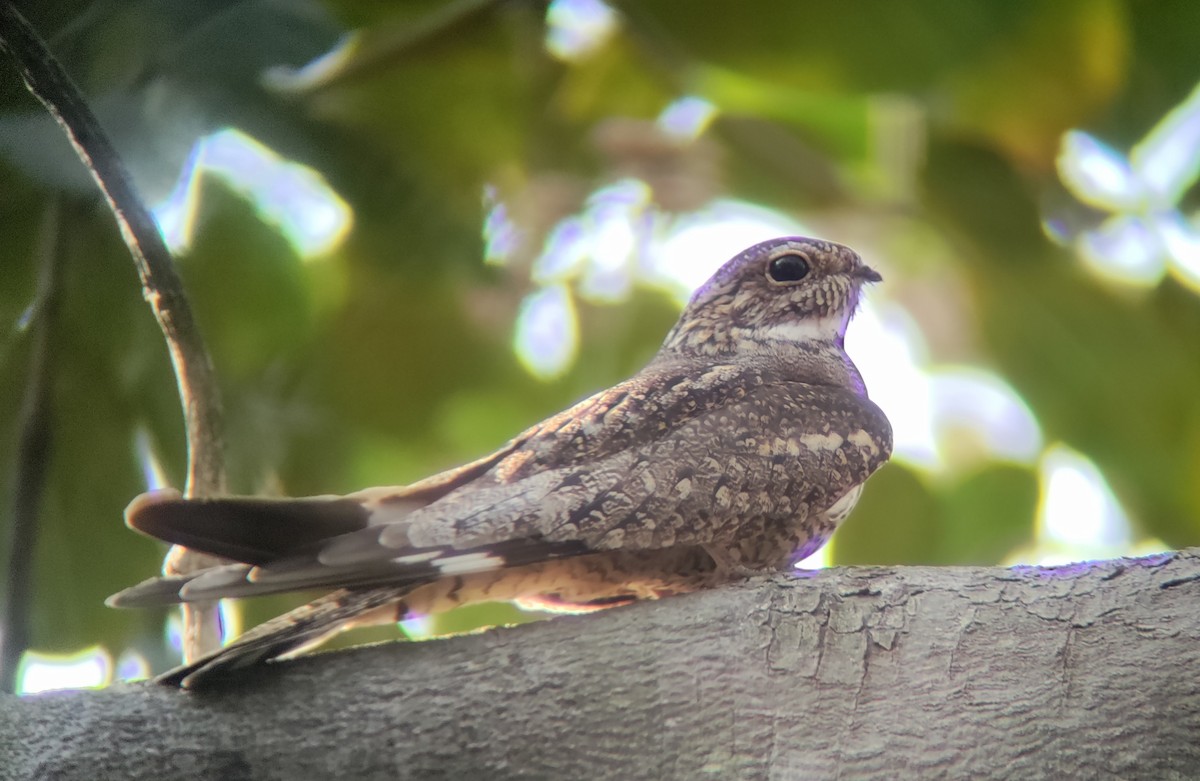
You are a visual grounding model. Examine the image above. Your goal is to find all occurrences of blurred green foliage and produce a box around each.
[1,0,1197,667]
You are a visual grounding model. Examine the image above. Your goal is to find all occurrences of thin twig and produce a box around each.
[0,4,227,661]
[0,199,62,694]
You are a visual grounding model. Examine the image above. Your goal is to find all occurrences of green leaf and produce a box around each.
[940,465,1039,565]
[831,464,943,566]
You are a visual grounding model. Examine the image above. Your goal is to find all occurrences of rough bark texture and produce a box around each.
[4,550,1199,781]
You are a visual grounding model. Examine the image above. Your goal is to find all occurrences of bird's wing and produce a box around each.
[391,367,892,555]
[112,363,890,606]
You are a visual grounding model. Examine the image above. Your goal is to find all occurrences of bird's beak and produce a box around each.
[854,265,883,283]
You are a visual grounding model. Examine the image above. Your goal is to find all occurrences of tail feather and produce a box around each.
[105,574,194,608]
[158,585,419,689]
[108,560,437,606]
[125,490,374,565]
[111,488,595,687]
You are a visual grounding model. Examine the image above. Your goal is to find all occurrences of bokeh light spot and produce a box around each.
[1132,82,1200,202]
[545,0,618,61]
[794,544,832,571]
[1039,444,1131,550]
[658,97,718,141]
[1057,131,1141,210]
[928,369,1043,465]
[514,284,579,380]
[219,599,241,646]
[165,612,183,655]
[115,649,150,682]
[17,646,112,694]
[483,186,522,265]
[648,200,805,300]
[133,426,170,492]
[1056,81,1200,294]
[261,34,360,93]
[154,128,353,260]
[1077,214,1165,287]
[849,302,937,468]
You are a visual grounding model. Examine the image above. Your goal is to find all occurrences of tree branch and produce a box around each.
[0,4,227,659]
[0,199,63,694]
[4,550,1198,779]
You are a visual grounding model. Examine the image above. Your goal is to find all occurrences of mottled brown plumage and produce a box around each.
[110,236,893,688]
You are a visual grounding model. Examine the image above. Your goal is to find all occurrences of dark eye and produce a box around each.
[767,253,811,283]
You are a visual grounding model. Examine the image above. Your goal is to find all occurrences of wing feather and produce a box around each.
[366,373,890,565]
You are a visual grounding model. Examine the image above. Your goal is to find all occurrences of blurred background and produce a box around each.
[1,0,1198,693]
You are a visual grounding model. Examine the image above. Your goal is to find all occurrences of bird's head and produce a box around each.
[660,236,881,356]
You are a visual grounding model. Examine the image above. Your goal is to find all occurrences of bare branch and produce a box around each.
[0,4,226,659]
[0,199,63,693]
[5,552,1199,779]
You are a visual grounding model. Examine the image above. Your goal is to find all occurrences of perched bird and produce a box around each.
[109,236,893,689]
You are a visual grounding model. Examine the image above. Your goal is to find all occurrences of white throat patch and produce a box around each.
[757,313,846,344]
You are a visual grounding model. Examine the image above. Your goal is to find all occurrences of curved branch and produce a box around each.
[0,4,226,658]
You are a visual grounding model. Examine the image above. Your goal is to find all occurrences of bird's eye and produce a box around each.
[767,253,811,283]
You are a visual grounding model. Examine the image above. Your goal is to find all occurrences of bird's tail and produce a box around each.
[158,584,417,689]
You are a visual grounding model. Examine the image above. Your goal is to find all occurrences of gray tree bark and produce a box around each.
[3,550,1199,781]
